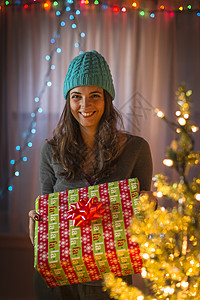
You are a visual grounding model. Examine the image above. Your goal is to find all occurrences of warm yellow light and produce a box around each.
[178,117,186,126]
[156,191,163,198]
[163,158,173,167]
[155,108,165,118]
[160,5,165,10]
[176,128,181,133]
[141,268,147,278]
[175,110,181,116]
[43,1,51,9]
[191,125,199,132]
[184,113,189,119]
[195,193,200,201]
[179,6,184,11]
[132,2,137,8]
[143,253,149,259]
[181,281,189,288]
[137,296,144,300]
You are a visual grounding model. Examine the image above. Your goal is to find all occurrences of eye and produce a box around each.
[91,94,101,99]
[71,94,81,99]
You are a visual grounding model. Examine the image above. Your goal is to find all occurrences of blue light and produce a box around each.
[15,171,20,176]
[31,128,36,134]
[10,160,15,165]
[81,32,85,38]
[34,97,40,102]
[197,12,200,16]
[51,64,55,70]
[51,38,55,44]
[72,24,76,29]
[150,12,155,18]
[67,0,73,3]
[23,156,28,162]
[47,81,52,87]
[45,55,51,61]
[66,6,71,11]
[8,186,13,191]
[69,14,74,20]
[28,142,32,147]
[74,43,79,48]
[31,113,35,117]
[79,51,84,55]
[76,10,80,15]
[38,108,43,113]
[61,21,66,26]
[56,48,62,53]
[32,121,36,127]
[102,4,108,9]
[16,145,20,151]
[56,10,61,16]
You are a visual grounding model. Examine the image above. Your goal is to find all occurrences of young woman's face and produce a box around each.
[69,86,105,132]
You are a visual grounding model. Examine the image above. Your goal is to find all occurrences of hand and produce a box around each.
[140,190,158,210]
[28,210,40,245]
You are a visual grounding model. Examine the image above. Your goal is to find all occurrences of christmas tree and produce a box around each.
[103,85,200,299]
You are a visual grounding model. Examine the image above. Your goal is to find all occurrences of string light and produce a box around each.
[178,117,186,126]
[1,0,86,196]
[163,159,173,167]
[155,108,165,118]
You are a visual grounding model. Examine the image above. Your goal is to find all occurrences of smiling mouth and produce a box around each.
[80,111,95,117]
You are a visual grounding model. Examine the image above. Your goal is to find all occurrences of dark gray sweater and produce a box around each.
[40,134,153,195]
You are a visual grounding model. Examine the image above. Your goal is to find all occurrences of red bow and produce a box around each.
[66,197,105,227]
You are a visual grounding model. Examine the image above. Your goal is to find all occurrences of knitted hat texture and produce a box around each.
[63,50,115,100]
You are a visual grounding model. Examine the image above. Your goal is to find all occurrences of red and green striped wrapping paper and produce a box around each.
[34,178,143,287]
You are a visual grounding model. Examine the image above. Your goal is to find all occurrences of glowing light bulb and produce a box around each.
[76,10,80,14]
[51,38,55,44]
[181,281,189,288]
[163,159,173,167]
[178,117,186,126]
[56,10,61,15]
[156,191,163,198]
[8,186,13,191]
[43,2,50,9]
[175,110,181,116]
[191,125,199,132]
[72,24,77,28]
[53,1,58,6]
[10,160,15,165]
[113,6,120,13]
[195,193,200,201]
[143,253,149,259]
[183,113,189,119]
[150,12,155,18]
[65,7,70,12]
[160,5,165,10]
[56,48,62,53]
[139,10,145,16]
[61,21,66,26]
[137,296,144,300]
[15,171,20,176]
[155,108,165,118]
[47,81,52,87]
[179,6,184,11]
[176,128,181,133]
[187,5,192,9]
[121,7,126,12]
[24,4,28,9]
[45,55,51,61]
[28,142,32,147]
[74,42,79,48]
[94,0,99,4]
[23,157,28,162]
[132,2,137,8]
[141,268,147,278]
[81,32,85,38]
[16,145,20,151]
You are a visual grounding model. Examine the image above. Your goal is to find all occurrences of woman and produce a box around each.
[29,50,156,300]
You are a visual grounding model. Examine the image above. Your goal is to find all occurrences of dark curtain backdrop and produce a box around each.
[0,2,200,235]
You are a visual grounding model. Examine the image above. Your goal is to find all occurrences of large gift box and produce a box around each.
[34,178,143,287]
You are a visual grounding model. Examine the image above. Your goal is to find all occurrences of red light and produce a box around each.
[113,6,120,13]
[24,4,28,9]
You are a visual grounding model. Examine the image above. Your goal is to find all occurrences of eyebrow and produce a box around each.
[70,91,103,95]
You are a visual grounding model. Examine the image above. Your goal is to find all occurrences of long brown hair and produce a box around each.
[48,90,126,181]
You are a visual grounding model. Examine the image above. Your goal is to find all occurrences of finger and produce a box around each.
[29,210,40,221]
[29,218,35,245]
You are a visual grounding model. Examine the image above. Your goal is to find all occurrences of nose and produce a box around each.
[81,96,91,108]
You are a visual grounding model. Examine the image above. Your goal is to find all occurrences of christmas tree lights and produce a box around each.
[103,85,200,299]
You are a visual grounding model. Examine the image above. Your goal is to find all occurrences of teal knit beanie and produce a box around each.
[63,50,115,100]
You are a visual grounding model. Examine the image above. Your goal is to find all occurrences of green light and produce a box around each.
[5,1,9,5]
[53,1,58,6]
[187,5,192,10]
[139,10,145,16]
[94,0,99,4]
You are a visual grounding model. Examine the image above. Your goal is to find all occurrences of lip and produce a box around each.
[79,111,96,117]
